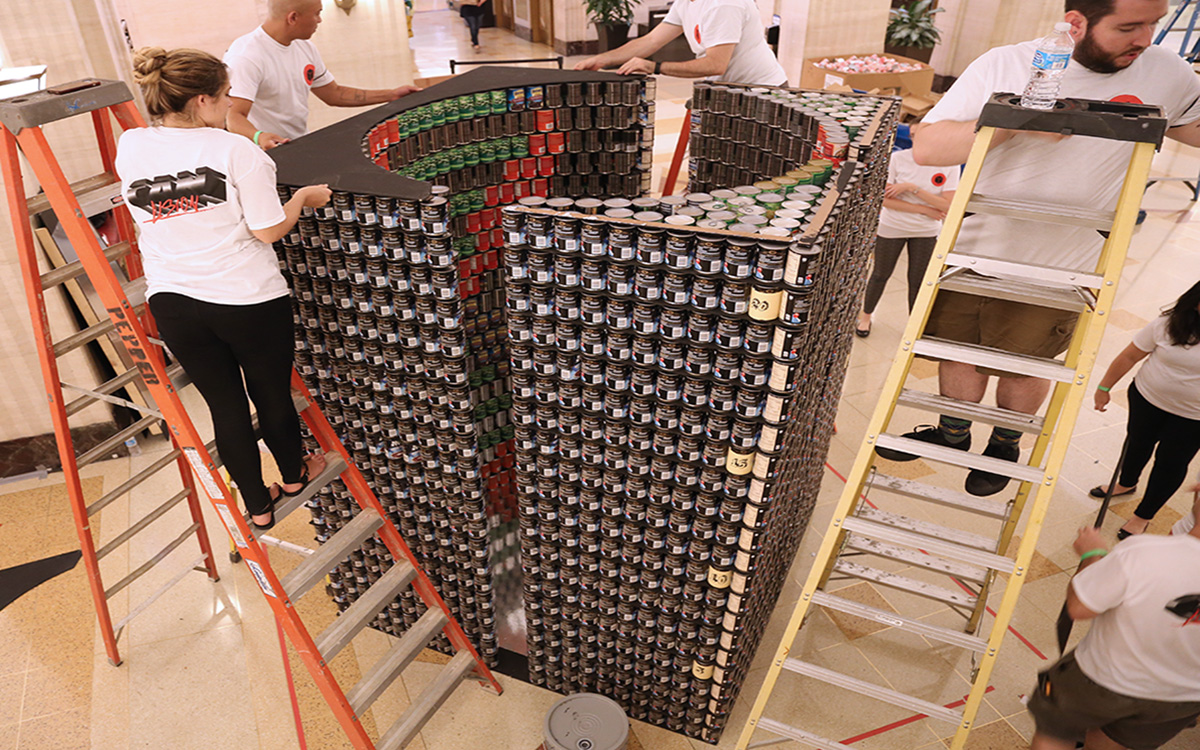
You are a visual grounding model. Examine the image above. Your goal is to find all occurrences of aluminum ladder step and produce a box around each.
[315,559,417,661]
[280,509,384,601]
[95,487,192,560]
[843,515,1012,572]
[751,718,854,750]
[810,591,988,653]
[376,649,476,750]
[52,276,148,357]
[250,451,346,538]
[896,389,1044,434]
[87,446,182,517]
[832,560,976,609]
[856,506,998,552]
[64,362,184,418]
[939,270,1089,313]
[964,193,1114,231]
[76,413,163,468]
[913,337,1076,383]
[27,171,123,218]
[781,659,964,725]
[842,533,989,585]
[867,474,1010,520]
[874,434,1045,484]
[944,252,1104,291]
[104,522,202,598]
[347,607,449,716]
[41,240,132,290]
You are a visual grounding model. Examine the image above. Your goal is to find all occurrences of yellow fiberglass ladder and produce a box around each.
[1,78,501,750]
[734,94,1166,750]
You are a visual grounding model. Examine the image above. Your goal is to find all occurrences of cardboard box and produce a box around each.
[800,53,934,97]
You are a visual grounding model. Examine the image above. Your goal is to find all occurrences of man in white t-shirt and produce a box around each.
[574,0,786,86]
[224,0,421,149]
[1026,503,1200,750]
[880,0,1200,498]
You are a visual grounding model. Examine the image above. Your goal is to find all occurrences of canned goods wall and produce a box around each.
[506,86,899,743]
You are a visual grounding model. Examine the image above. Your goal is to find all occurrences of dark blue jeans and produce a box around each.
[463,13,482,45]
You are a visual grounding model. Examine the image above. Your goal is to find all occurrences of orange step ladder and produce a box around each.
[1,78,501,750]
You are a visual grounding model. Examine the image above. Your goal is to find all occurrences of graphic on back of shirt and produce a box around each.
[1166,593,1200,626]
[304,64,316,85]
[125,167,228,223]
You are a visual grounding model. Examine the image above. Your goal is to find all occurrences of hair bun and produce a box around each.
[132,47,169,82]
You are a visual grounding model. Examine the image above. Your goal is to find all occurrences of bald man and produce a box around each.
[224,0,420,149]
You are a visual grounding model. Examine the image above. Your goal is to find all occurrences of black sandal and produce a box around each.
[281,461,314,498]
[250,484,282,532]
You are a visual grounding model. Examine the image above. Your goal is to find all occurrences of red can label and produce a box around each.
[529,133,547,156]
[538,155,555,177]
[466,211,481,233]
[532,178,549,197]
[504,159,520,181]
[485,184,500,206]
[491,227,505,247]
[514,180,530,200]
[547,131,566,154]
[521,157,538,179]
[536,109,555,132]
[499,182,516,204]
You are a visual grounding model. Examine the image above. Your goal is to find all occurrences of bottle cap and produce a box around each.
[1055,22,1072,32]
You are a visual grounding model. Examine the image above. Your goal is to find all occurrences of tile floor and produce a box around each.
[2,3,1200,749]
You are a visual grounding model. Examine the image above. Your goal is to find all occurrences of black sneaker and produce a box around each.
[965,441,1021,497]
[875,425,971,462]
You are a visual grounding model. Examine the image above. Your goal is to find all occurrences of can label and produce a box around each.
[692,661,715,680]
[726,450,753,475]
[748,289,783,321]
[707,567,732,588]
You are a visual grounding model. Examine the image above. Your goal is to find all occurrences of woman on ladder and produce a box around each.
[116,47,329,531]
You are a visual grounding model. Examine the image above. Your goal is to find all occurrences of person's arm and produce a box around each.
[250,185,332,244]
[227,97,288,150]
[574,21,681,71]
[618,42,735,78]
[1167,119,1200,147]
[1066,526,1111,621]
[884,181,956,214]
[882,197,944,219]
[1093,341,1152,411]
[311,81,422,108]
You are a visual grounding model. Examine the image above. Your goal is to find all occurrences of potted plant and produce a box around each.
[585,0,636,53]
[885,0,945,64]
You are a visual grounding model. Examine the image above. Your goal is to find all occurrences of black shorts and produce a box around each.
[1027,652,1200,749]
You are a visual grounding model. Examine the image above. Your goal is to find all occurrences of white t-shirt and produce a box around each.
[878,149,960,238]
[1131,315,1200,419]
[115,126,290,306]
[664,0,786,86]
[923,42,1200,272]
[1072,534,1200,702]
[224,26,336,141]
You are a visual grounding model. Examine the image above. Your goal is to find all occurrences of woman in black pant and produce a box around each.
[1093,280,1200,539]
[116,47,331,530]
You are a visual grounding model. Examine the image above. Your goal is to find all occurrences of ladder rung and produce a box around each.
[944,252,1104,291]
[832,560,976,608]
[874,434,1045,484]
[95,488,193,560]
[41,240,132,290]
[780,658,965,725]
[280,509,384,601]
[939,270,1089,313]
[857,506,997,552]
[752,718,854,750]
[26,172,122,218]
[868,475,1010,520]
[52,278,148,357]
[843,533,988,585]
[964,193,1115,231]
[87,447,182,517]
[811,592,988,653]
[104,521,201,598]
[896,389,1044,434]
[65,362,185,418]
[254,451,347,537]
[76,413,164,468]
[844,515,1011,571]
[347,607,449,716]
[315,559,416,661]
[377,649,476,750]
[913,337,1076,383]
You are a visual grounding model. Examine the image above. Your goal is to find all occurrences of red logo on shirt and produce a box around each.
[694,25,702,45]
[1110,94,1144,104]
[931,173,947,187]
[1166,594,1200,626]
[303,64,316,85]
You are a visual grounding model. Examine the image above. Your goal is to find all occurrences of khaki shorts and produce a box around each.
[924,287,1077,378]
[1027,652,1200,749]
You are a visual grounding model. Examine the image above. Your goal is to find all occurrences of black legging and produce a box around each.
[862,235,938,314]
[1119,380,1200,521]
[462,8,482,45]
[149,292,303,517]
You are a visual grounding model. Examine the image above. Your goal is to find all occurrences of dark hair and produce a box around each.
[1065,0,1115,25]
[1164,280,1200,347]
[131,47,227,118]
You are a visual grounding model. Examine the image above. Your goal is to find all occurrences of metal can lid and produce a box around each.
[633,211,665,223]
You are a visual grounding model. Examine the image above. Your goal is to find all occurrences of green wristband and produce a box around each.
[253,130,263,146]
[1079,549,1107,561]
[1096,385,1111,393]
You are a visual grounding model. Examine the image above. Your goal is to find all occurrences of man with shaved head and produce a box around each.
[224,0,420,149]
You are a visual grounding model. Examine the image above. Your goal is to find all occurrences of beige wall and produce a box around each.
[777,0,891,86]
[930,0,1064,77]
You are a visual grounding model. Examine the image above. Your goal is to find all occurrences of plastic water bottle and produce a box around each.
[124,436,142,457]
[1021,22,1074,110]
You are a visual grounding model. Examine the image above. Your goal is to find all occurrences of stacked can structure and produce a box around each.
[274,72,654,664]
[688,82,879,193]
[505,90,899,742]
